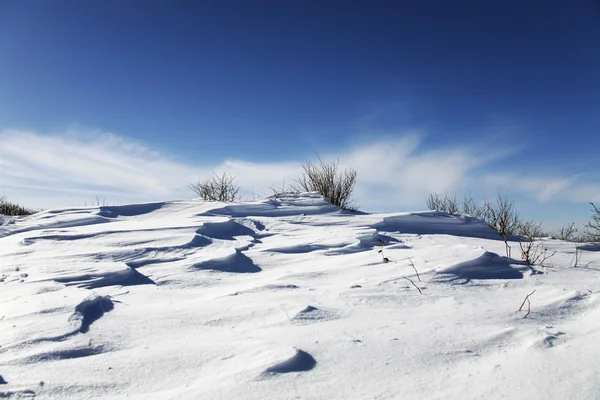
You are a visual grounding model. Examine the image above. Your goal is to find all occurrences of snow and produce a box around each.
[1,192,599,399]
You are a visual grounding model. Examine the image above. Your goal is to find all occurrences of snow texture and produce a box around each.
[1,192,599,399]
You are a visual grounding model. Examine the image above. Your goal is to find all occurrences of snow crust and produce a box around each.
[1,193,599,399]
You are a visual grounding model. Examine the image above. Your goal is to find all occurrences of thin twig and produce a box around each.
[518,290,536,318]
[571,244,581,268]
[407,257,420,282]
[378,239,389,262]
[524,298,531,318]
[518,290,536,311]
[402,276,423,295]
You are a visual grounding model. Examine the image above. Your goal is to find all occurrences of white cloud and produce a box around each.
[0,129,304,208]
[6,127,596,214]
[325,134,494,209]
[485,173,600,204]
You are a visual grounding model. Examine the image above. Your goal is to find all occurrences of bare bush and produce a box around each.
[189,172,240,202]
[553,222,578,242]
[0,196,35,216]
[519,240,555,267]
[426,192,523,238]
[426,191,528,257]
[426,192,460,216]
[575,230,597,243]
[483,193,521,239]
[517,220,545,239]
[460,193,479,216]
[445,194,459,215]
[426,192,445,212]
[269,180,299,198]
[584,202,600,241]
[518,220,555,268]
[293,158,357,211]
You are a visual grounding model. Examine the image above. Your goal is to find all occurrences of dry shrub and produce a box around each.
[189,172,240,202]
[293,158,357,211]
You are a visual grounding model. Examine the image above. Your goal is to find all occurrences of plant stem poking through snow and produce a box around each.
[377,239,389,262]
[407,256,420,282]
[402,276,423,295]
[518,290,536,318]
[571,243,582,267]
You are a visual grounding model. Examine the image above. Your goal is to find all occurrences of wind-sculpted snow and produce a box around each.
[373,211,502,240]
[263,349,317,374]
[52,262,156,289]
[98,202,167,218]
[72,295,115,333]
[436,251,525,283]
[200,192,341,217]
[193,250,262,273]
[1,193,599,399]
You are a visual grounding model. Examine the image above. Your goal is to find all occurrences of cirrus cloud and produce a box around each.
[4,127,593,215]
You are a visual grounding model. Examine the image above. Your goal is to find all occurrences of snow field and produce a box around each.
[1,193,599,399]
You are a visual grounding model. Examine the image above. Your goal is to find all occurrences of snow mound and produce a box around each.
[201,192,342,217]
[374,211,502,240]
[193,250,262,273]
[263,349,317,374]
[436,251,525,283]
[291,305,338,324]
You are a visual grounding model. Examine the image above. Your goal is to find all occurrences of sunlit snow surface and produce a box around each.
[1,193,599,399]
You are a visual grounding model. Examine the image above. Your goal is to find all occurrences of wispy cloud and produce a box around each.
[485,173,600,204]
[2,128,597,214]
[326,134,490,209]
[0,129,302,208]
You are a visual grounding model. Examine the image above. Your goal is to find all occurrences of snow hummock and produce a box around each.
[1,192,599,399]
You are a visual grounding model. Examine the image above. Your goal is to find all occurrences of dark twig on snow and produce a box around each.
[402,276,423,295]
[377,239,389,262]
[407,256,420,282]
[518,290,536,318]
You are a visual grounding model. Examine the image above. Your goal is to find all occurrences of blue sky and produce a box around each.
[1,0,599,230]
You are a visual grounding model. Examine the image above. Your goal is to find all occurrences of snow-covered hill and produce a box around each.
[1,193,599,399]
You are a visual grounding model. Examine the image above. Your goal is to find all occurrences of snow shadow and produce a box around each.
[579,243,600,252]
[268,233,404,256]
[269,244,334,254]
[1,217,110,239]
[436,252,524,283]
[193,251,261,273]
[54,266,155,289]
[23,345,107,362]
[199,194,339,218]
[195,220,260,241]
[264,349,317,374]
[98,202,166,218]
[373,212,502,240]
[72,295,114,333]
[0,296,116,352]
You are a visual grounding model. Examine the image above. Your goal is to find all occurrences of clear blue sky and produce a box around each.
[1,0,599,229]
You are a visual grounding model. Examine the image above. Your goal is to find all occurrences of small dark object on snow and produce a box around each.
[0,375,7,384]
